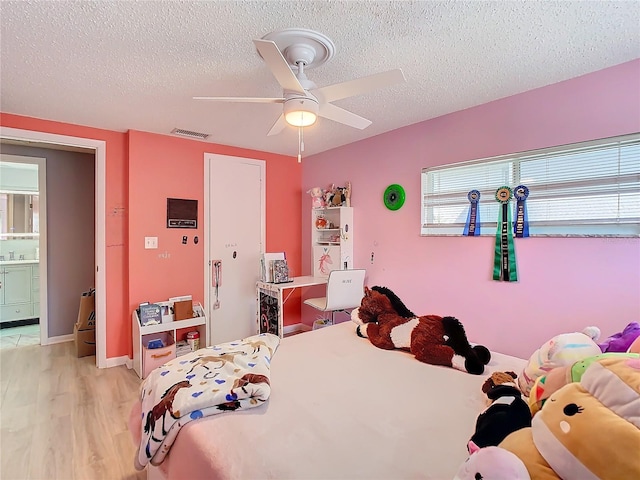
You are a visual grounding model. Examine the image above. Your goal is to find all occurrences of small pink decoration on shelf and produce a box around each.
[307,187,326,208]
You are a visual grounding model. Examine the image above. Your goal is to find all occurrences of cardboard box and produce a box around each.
[75,288,96,357]
[74,323,96,357]
[77,289,96,329]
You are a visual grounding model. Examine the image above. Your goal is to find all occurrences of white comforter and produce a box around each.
[139,321,526,480]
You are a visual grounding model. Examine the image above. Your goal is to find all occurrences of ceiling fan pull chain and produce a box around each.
[298,126,302,163]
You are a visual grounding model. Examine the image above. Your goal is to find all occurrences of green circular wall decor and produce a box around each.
[383,184,406,210]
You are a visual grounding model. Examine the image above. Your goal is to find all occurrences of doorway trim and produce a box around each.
[0,127,107,368]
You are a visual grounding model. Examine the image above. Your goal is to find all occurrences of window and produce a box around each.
[421,134,640,236]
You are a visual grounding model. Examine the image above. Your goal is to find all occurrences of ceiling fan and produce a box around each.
[194,28,406,137]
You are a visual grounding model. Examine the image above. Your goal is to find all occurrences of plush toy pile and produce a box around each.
[307,182,353,208]
[351,286,491,374]
[457,355,640,480]
[325,182,352,207]
[501,355,640,479]
[455,325,640,480]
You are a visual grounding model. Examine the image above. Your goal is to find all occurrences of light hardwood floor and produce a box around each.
[0,342,145,480]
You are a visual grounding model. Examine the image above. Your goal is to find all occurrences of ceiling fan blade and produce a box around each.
[193,96,285,104]
[312,68,406,103]
[253,39,306,95]
[318,103,372,130]
[267,114,288,136]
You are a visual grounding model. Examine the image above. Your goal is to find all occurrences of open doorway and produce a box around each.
[0,156,44,349]
[0,149,95,353]
[0,127,107,368]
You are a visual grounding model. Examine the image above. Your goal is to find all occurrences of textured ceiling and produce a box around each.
[1,1,639,157]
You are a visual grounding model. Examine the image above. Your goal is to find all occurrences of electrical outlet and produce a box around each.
[145,237,158,249]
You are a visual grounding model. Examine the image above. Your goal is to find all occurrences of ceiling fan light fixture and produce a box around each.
[284,97,319,127]
[285,110,317,127]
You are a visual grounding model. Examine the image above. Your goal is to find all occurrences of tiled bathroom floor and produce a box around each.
[0,323,40,349]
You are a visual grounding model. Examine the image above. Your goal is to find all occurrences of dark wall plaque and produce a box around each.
[167,198,198,228]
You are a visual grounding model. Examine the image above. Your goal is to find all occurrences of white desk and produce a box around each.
[257,276,328,337]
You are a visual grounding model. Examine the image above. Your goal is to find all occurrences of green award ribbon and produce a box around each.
[493,186,518,282]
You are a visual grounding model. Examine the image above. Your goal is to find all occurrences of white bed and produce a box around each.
[132,321,526,480]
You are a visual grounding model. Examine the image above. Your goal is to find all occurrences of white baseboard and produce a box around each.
[104,355,132,369]
[44,334,73,345]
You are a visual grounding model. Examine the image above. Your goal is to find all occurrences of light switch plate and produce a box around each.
[145,237,158,249]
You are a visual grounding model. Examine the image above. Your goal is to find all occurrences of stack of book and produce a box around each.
[261,252,291,283]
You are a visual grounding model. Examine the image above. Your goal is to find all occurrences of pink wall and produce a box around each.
[0,115,302,360]
[302,59,640,358]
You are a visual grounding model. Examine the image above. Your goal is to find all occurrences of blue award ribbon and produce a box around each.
[513,185,530,237]
[493,186,518,282]
[463,190,481,236]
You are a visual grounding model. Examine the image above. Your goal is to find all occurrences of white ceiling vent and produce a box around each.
[171,128,210,140]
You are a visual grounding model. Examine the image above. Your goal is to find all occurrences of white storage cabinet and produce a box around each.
[311,206,353,277]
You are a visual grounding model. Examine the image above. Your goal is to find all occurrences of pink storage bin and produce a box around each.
[142,332,176,378]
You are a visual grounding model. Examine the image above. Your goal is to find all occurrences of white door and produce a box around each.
[205,154,265,345]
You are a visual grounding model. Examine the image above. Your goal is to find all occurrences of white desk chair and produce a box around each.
[303,269,366,325]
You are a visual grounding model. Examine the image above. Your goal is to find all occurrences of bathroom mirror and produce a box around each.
[0,192,40,238]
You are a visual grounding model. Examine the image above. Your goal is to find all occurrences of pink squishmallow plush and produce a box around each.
[518,326,601,397]
[454,442,530,480]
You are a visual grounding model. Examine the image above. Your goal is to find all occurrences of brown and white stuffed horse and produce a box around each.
[352,286,491,374]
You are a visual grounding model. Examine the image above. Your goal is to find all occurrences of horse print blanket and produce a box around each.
[134,333,280,469]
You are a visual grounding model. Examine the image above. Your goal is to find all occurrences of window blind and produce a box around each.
[421,134,640,236]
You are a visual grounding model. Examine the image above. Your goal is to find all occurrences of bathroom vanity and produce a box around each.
[0,260,39,323]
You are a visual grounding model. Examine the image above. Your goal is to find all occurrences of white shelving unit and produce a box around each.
[311,206,353,277]
[132,303,207,378]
